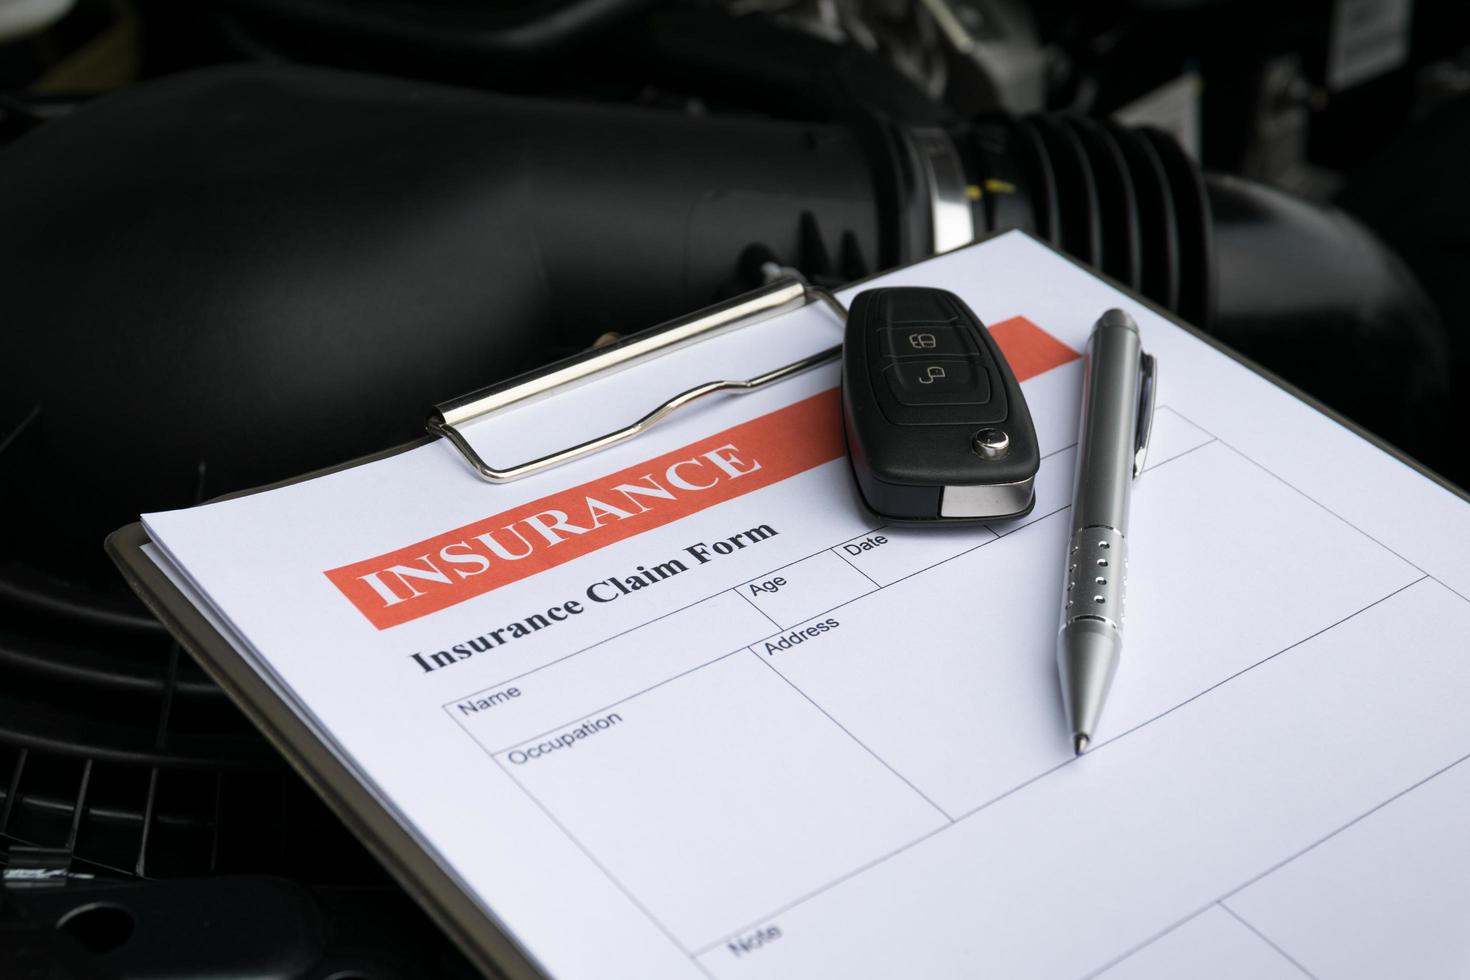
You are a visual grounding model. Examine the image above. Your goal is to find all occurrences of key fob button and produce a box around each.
[885,360,991,405]
[880,325,974,358]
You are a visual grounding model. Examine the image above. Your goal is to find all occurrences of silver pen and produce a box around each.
[1059,309,1156,756]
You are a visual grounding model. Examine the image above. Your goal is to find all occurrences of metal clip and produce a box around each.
[1133,351,1157,478]
[429,277,848,484]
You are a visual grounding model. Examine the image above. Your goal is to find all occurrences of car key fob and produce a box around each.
[841,286,1040,522]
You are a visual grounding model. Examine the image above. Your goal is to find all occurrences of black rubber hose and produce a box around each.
[1030,114,1101,267]
[1063,117,1142,292]
[1108,122,1182,315]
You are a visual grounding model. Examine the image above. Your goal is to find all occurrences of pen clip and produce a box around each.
[1133,351,1156,478]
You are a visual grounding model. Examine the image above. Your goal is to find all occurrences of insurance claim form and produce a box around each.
[142,232,1470,980]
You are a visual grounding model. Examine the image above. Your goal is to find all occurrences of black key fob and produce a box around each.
[841,287,1040,522]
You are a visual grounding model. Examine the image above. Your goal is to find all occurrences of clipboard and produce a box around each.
[105,231,1469,980]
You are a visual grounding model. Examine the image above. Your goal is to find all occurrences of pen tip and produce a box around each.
[1073,734,1090,756]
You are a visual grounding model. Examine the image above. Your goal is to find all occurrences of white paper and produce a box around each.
[143,232,1470,979]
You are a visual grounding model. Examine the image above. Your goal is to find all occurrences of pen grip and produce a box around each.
[1063,526,1127,633]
